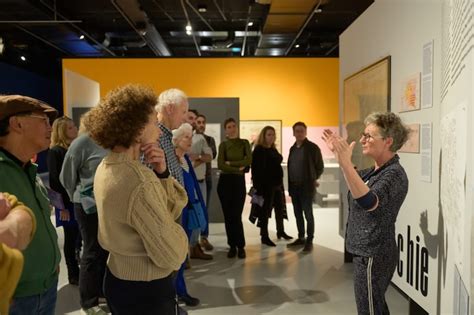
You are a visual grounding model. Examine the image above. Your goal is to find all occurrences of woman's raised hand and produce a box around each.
[322,129,355,165]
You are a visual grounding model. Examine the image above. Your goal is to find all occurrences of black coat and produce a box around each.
[287,138,324,197]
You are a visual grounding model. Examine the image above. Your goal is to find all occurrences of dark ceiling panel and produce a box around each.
[0,0,373,76]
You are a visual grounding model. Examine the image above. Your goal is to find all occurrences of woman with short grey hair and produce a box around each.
[322,111,410,315]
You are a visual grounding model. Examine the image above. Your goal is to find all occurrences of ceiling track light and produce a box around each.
[247,21,253,27]
[79,34,85,40]
[185,24,192,31]
[295,44,300,48]
[20,56,26,61]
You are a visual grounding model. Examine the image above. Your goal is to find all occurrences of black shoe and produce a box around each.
[302,242,313,253]
[237,247,246,259]
[178,294,200,307]
[277,232,293,240]
[227,247,237,258]
[68,276,79,286]
[261,236,276,247]
[287,238,306,247]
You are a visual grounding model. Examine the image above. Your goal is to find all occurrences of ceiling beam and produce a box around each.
[285,0,323,56]
[38,0,116,56]
[15,25,72,56]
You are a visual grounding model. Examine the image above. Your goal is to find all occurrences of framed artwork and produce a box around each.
[343,56,391,170]
[400,73,421,112]
[239,120,282,153]
[399,123,420,153]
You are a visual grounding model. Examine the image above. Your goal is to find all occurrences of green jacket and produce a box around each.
[0,149,60,297]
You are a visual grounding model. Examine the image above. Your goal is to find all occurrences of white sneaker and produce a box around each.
[83,306,108,315]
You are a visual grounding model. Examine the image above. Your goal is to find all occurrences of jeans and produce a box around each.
[104,268,177,315]
[290,189,314,241]
[74,203,109,309]
[10,280,58,315]
[217,174,246,248]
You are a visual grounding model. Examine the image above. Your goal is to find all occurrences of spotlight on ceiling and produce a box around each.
[185,24,192,32]
[20,56,26,61]
[0,38,4,55]
[186,30,192,36]
[247,22,253,27]
[79,34,85,40]
[295,44,300,48]
[198,4,207,12]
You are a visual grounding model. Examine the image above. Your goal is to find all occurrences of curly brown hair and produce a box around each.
[83,84,157,149]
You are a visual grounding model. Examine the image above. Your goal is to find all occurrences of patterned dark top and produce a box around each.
[346,154,408,257]
[159,124,184,185]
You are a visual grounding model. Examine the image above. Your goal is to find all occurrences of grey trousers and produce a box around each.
[352,248,398,315]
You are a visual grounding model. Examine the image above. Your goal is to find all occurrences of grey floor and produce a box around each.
[54,200,409,315]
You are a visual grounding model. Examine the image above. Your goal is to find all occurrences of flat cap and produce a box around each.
[0,95,58,121]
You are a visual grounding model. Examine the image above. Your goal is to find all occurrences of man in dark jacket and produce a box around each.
[287,121,324,252]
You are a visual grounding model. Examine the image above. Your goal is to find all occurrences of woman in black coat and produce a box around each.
[251,126,292,246]
[47,116,81,285]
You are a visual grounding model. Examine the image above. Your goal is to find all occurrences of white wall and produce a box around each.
[63,69,100,118]
[340,0,473,314]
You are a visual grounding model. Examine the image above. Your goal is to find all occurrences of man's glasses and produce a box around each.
[360,132,383,141]
[19,114,51,126]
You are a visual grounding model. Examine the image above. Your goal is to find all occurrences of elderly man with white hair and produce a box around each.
[155,88,189,185]
[155,89,200,309]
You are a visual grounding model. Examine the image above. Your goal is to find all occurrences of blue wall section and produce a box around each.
[0,61,62,173]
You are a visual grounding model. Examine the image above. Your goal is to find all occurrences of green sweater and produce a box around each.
[217,138,252,175]
[0,149,60,297]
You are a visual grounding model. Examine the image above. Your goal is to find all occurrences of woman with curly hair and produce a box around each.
[322,112,410,315]
[47,116,81,285]
[84,84,188,314]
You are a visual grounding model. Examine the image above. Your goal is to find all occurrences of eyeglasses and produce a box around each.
[20,114,51,126]
[360,132,383,141]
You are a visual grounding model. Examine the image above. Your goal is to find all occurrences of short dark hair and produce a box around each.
[84,84,157,149]
[188,109,199,116]
[292,121,307,131]
[224,117,236,128]
[197,114,206,121]
[0,116,10,137]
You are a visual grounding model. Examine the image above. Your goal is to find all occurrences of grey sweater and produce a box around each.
[60,133,107,204]
[346,154,408,257]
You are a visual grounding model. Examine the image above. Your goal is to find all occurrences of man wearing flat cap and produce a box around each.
[0,95,61,315]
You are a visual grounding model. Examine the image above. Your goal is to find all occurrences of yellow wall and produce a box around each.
[62,58,339,126]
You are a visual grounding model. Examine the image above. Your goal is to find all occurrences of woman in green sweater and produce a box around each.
[217,118,252,259]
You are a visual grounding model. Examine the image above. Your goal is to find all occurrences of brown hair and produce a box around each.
[256,126,276,148]
[84,84,157,149]
[224,117,236,128]
[50,116,74,149]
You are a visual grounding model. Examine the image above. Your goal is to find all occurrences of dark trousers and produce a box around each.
[104,267,177,315]
[201,178,212,237]
[290,188,314,241]
[353,248,398,315]
[259,185,285,237]
[217,174,246,248]
[62,203,81,281]
[63,224,80,280]
[74,203,109,309]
